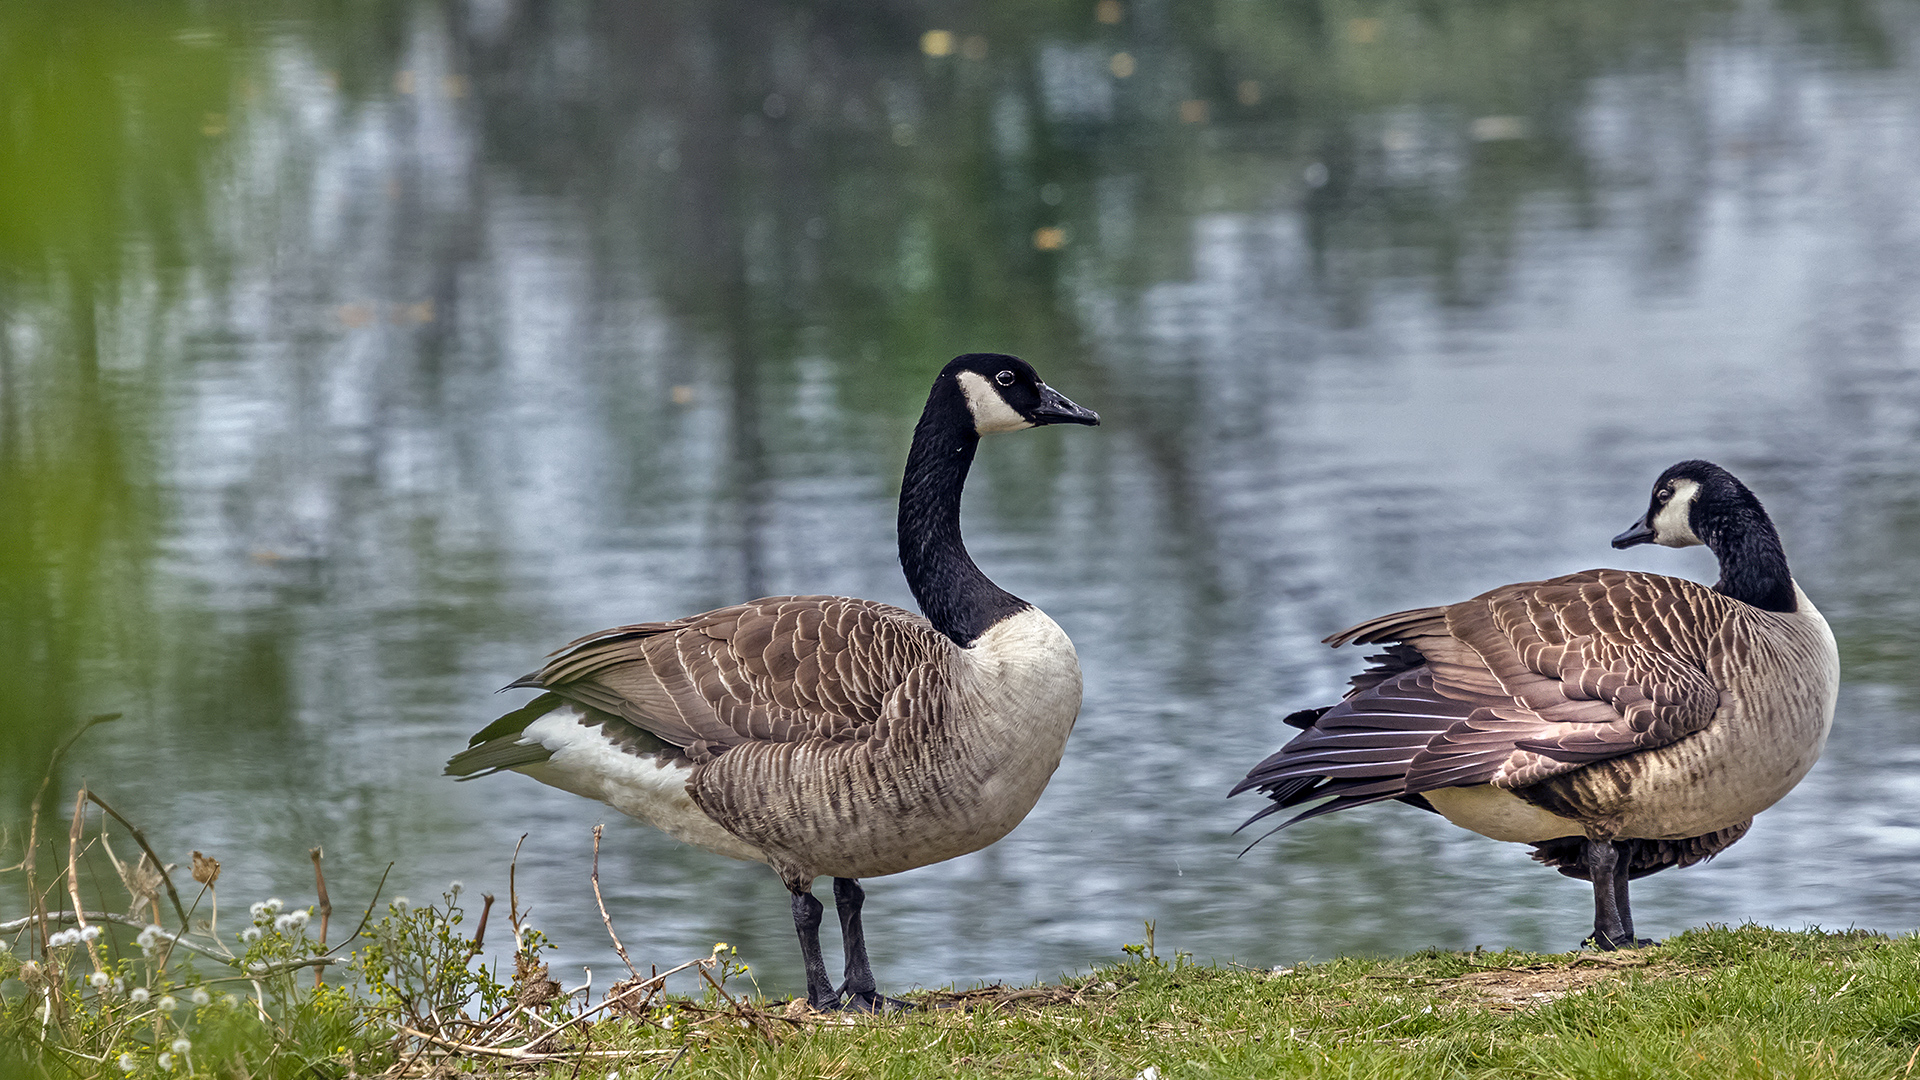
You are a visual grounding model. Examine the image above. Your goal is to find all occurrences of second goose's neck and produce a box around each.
[1704,509,1797,614]
[897,392,1029,647]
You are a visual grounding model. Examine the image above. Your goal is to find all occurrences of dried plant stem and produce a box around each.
[84,790,189,930]
[392,1024,675,1063]
[591,824,640,978]
[472,893,495,954]
[65,787,106,977]
[15,714,118,958]
[310,847,332,987]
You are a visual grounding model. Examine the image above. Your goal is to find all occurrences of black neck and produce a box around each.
[1703,508,1797,614]
[897,381,1029,647]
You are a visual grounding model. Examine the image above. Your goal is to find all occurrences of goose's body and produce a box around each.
[449,354,1098,1009]
[1234,461,1839,948]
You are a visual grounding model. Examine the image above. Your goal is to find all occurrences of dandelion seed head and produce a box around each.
[242,927,262,943]
[130,987,151,1003]
[80,925,102,942]
[117,1053,137,1073]
[392,896,410,910]
[90,972,110,988]
[170,1038,191,1055]
[157,994,178,1012]
[263,897,284,915]
[137,926,162,948]
[448,879,463,894]
[191,986,211,1006]
[157,1052,173,1070]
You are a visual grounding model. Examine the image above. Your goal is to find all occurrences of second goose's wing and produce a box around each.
[521,595,952,759]
[1238,570,1734,825]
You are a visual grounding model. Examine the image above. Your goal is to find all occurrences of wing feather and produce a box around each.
[517,596,950,761]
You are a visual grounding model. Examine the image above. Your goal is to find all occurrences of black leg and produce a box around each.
[790,886,839,1011]
[1611,845,1637,944]
[832,877,913,1012]
[1584,839,1630,950]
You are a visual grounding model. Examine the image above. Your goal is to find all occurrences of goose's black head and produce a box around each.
[1611,460,1760,551]
[937,353,1099,436]
[1611,459,1797,612]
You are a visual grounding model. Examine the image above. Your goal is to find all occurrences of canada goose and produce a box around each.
[1232,461,1838,950]
[447,353,1098,1010]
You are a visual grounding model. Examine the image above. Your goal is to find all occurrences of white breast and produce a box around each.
[952,606,1085,833]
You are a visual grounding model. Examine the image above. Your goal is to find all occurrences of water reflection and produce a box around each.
[3,0,1919,997]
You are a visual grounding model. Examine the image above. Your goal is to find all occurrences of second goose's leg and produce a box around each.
[1610,843,1655,947]
[790,886,839,1011]
[833,877,913,1012]
[1583,839,1636,950]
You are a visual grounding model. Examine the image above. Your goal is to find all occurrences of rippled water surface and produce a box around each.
[5,0,1920,996]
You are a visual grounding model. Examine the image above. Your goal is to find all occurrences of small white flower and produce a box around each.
[137,926,162,949]
[157,1052,173,1070]
[287,908,310,927]
[191,987,211,1006]
[130,987,151,1003]
[80,925,102,942]
[170,1038,192,1055]
[90,972,110,988]
[262,898,284,915]
[48,929,73,948]
[242,927,262,943]
[248,901,267,919]
[117,1053,137,1073]
[157,994,178,1012]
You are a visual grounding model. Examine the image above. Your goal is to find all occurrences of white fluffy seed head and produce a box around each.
[156,995,177,1013]
[90,972,110,988]
[191,987,211,1006]
[130,988,150,1003]
[118,1053,137,1072]
[263,898,284,915]
[242,927,262,943]
[170,1038,191,1055]
[80,925,101,942]
[157,1053,173,1070]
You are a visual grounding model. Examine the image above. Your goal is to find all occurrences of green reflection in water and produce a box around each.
[0,4,258,801]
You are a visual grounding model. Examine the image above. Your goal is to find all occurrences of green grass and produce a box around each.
[552,926,1920,1080]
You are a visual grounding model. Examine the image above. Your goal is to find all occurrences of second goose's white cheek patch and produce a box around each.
[1652,479,1703,547]
[956,370,1032,434]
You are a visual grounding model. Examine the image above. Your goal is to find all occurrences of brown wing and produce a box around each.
[1235,570,1736,828]
[1404,569,1731,792]
[522,595,953,760]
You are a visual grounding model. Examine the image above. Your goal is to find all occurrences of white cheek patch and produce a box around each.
[956,370,1033,435]
[1652,478,1704,547]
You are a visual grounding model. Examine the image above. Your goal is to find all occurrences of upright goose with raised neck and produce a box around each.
[1233,461,1839,949]
[448,354,1098,1010]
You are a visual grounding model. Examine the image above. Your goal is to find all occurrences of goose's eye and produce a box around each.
[1656,488,1672,504]
[995,370,1015,387]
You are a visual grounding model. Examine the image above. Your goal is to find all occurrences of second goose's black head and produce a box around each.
[936,353,1100,436]
[1611,459,1797,613]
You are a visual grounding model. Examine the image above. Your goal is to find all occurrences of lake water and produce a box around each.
[4,0,1919,999]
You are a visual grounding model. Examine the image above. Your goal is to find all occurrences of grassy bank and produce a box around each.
[558,925,1920,1080]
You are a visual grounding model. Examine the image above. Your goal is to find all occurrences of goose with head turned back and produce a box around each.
[447,354,1098,1010]
[1232,461,1838,949]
